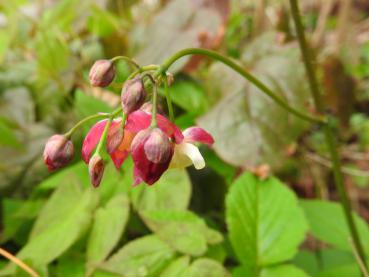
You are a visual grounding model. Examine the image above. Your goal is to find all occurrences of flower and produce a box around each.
[81,110,183,175]
[43,134,74,171]
[89,155,105,187]
[131,127,174,185]
[89,59,115,87]
[170,127,214,170]
[121,77,147,114]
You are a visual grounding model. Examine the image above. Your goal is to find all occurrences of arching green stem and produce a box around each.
[289,0,367,269]
[110,56,140,70]
[64,108,122,138]
[158,48,325,124]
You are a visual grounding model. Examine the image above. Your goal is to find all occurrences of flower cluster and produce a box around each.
[43,58,214,187]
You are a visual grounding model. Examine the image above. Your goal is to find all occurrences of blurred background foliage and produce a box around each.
[1,0,369,276]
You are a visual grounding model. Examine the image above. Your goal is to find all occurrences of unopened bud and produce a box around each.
[43,135,74,171]
[121,77,147,114]
[166,72,174,86]
[89,155,105,188]
[89,59,115,87]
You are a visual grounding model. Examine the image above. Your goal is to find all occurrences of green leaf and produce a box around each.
[198,34,311,170]
[56,255,85,277]
[0,120,22,148]
[294,249,355,277]
[130,169,191,212]
[165,79,208,115]
[86,5,124,37]
[74,89,112,119]
[161,257,229,277]
[226,173,308,270]
[316,263,361,277]
[160,256,190,277]
[16,182,99,266]
[100,235,176,276]
[35,162,89,193]
[260,265,309,277]
[141,210,222,256]
[300,200,369,253]
[186,258,229,277]
[87,194,130,271]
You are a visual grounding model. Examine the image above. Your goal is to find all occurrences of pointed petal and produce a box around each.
[109,149,129,169]
[171,143,205,170]
[183,127,214,145]
[126,111,184,143]
[82,120,108,163]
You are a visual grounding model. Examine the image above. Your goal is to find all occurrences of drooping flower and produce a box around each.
[43,134,74,171]
[169,127,214,170]
[131,127,174,185]
[121,77,147,114]
[81,110,183,174]
[89,59,115,87]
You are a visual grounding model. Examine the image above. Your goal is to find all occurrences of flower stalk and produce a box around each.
[289,0,367,268]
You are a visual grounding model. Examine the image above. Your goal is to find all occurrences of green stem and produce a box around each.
[158,48,324,124]
[164,75,174,122]
[64,108,122,138]
[95,116,113,156]
[64,113,108,138]
[289,0,367,268]
[110,55,140,70]
[151,84,158,127]
[127,65,159,80]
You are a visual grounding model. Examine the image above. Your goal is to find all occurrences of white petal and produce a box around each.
[181,143,205,170]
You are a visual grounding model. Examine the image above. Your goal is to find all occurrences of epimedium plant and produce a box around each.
[2,1,369,277]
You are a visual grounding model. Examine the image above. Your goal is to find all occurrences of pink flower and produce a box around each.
[81,109,213,186]
[131,128,174,185]
[81,110,183,181]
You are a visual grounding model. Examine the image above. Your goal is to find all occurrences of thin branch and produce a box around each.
[0,248,40,277]
[349,237,369,277]
[305,152,369,178]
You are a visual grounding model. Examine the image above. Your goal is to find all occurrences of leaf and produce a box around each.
[86,5,124,37]
[164,79,208,115]
[141,210,222,256]
[161,257,229,277]
[160,256,190,277]
[0,120,22,148]
[316,263,361,277]
[87,194,130,271]
[132,0,228,72]
[35,162,88,192]
[16,182,99,266]
[100,235,176,276]
[300,200,369,253]
[225,173,308,271]
[260,265,309,277]
[130,169,191,212]
[186,258,229,277]
[198,34,311,169]
[294,249,355,277]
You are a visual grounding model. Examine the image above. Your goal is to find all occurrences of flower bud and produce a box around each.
[89,59,115,87]
[43,135,74,171]
[166,72,174,86]
[88,155,105,188]
[121,77,147,114]
[131,128,173,185]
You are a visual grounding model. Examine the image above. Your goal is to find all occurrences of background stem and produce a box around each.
[159,48,324,124]
[289,0,367,268]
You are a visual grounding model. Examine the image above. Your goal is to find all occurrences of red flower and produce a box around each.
[81,110,183,185]
[131,127,174,185]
